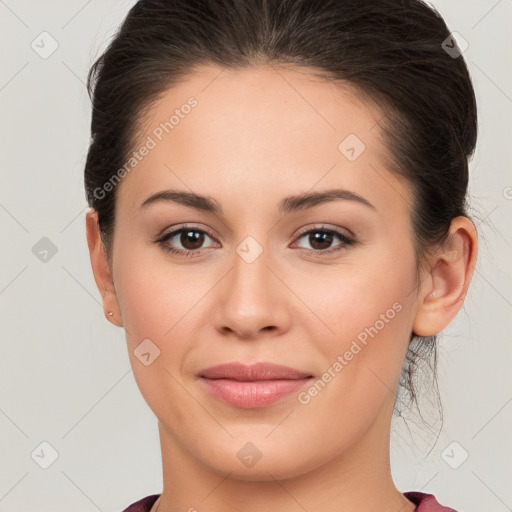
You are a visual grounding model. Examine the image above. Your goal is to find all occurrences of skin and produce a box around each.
[86,63,477,512]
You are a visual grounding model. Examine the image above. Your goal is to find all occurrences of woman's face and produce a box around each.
[106,64,423,479]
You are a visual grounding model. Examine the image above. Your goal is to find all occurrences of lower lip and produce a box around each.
[200,377,313,408]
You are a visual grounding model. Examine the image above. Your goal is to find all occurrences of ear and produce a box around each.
[85,209,123,327]
[412,216,478,337]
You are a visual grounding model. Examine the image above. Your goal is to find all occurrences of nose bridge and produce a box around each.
[229,233,274,307]
[214,232,288,337]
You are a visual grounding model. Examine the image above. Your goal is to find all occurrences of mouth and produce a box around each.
[197,362,314,409]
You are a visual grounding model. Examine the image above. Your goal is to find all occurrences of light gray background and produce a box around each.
[0,1,511,511]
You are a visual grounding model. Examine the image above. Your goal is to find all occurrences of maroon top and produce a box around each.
[121,491,458,511]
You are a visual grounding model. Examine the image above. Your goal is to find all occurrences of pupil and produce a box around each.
[310,231,332,250]
[182,230,204,250]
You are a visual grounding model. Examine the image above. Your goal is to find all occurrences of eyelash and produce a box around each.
[155,224,357,258]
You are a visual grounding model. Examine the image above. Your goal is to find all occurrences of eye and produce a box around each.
[156,225,219,257]
[155,224,357,258]
[292,226,356,254]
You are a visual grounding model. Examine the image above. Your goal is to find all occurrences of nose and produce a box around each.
[213,241,292,340]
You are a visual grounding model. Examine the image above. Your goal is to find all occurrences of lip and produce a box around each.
[199,362,313,381]
[198,362,314,409]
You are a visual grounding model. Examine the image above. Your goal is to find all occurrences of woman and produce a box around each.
[83,0,478,510]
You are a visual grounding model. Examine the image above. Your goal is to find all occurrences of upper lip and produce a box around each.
[198,362,313,381]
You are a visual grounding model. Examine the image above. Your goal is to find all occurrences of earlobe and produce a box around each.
[85,209,123,327]
[412,216,478,337]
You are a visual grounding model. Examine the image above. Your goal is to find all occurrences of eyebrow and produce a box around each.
[140,188,376,214]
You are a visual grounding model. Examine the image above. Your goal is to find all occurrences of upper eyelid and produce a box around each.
[294,224,355,239]
[159,225,219,244]
[161,224,350,237]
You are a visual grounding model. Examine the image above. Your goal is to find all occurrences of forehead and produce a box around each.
[135,62,380,152]
[118,63,412,221]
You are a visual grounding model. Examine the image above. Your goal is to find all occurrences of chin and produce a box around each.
[202,441,314,482]
[213,461,308,482]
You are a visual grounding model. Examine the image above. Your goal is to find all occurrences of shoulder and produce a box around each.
[404,491,460,511]
[121,492,458,512]
[121,493,161,512]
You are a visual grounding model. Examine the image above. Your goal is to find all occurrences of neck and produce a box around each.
[155,404,415,512]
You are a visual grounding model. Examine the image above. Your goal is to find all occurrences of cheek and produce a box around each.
[292,248,417,399]
[291,254,415,346]
[114,247,204,341]
[113,252,209,423]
